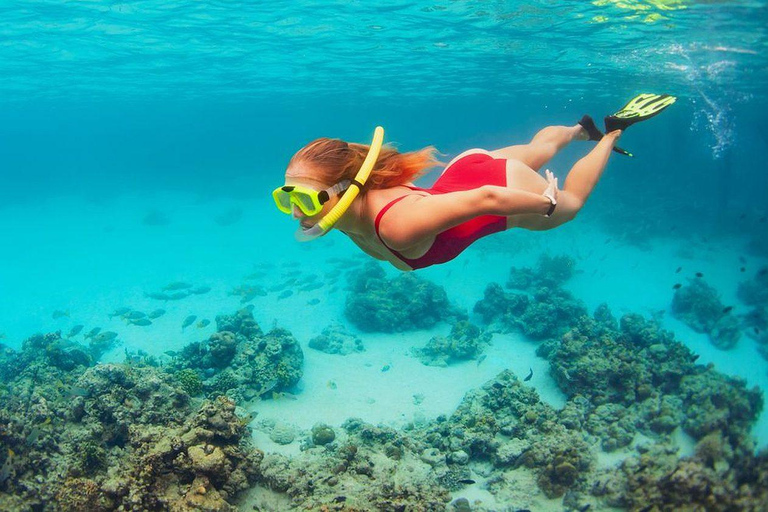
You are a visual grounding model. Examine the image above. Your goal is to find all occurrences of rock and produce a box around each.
[311,423,336,446]
[449,450,469,465]
[420,448,444,467]
[188,444,227,474]
[270,422,296,445]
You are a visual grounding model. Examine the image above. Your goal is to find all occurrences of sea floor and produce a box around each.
[1,190,766,456]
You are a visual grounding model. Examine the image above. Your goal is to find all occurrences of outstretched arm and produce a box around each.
[378,185,553,251]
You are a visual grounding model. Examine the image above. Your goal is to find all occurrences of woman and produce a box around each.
[275,95,676,271]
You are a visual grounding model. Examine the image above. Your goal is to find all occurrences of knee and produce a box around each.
[558,193,583,222]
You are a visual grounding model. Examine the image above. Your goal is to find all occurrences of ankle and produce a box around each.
[573,124,590,141]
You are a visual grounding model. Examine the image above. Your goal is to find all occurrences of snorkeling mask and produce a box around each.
[274,126,384,242]
[272,181,351,217]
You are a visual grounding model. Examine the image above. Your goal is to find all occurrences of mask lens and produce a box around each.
[273,189,293,213]
[293,191,320,215]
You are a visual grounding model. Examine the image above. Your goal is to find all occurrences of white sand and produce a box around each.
[0,191,766,452]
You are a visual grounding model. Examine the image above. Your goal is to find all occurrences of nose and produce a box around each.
[292,205,305,219]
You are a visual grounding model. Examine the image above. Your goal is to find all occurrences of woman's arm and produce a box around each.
[378,185,552,251]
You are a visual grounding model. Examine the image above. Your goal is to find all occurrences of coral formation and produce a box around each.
[506,254,577,290]
[0,330,262,511]
[412,320,491,366]
[3,262,768,511]
[474,283,587,340]
[308,322,365,355]
[173,307,304,402]
[671,278,741,349]
[344,262,464,332]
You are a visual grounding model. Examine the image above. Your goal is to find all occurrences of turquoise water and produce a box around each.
[1,1,768,510]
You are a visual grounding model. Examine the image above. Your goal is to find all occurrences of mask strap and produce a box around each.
[328,180,351,197]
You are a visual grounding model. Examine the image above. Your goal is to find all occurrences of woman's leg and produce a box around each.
[491,124,588,172]
[508,131,621,231]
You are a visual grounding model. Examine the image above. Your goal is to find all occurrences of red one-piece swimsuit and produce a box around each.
[374,153,508,270]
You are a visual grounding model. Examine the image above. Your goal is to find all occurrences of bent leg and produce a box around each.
[492,124,587,172]
[508,131,620,231]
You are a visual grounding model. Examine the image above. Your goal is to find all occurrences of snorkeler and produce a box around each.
[274,93,676,271]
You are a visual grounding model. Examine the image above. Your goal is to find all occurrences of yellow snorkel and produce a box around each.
[295,126,385,242]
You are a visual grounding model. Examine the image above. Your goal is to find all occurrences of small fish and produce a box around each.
[67,325,84,337]
[52,310,70,320]
[0,448,15,483]
[722,306,733,314]
[307,298,321,306]
[675,266,682,273]
[84,327,101,339]
[64,386,90,399]
[238,412,257,426]
[164,350,179,357]
[168,292,190,300]
[197,319,211,328]
[741,267,746,273]
[26,426,42,444]
[299,282,323,292]
[277,290,293,300]
[163,281,193,291]
[144,292,172,300]
[476,354,487,366]
[129,318,152,326]
[93,331,118,343]
[673,283,682,289]
[524,368,533,381]
[327,380,337,390]
[190,286,211,295]
[695,272,703,278]
[125,311,146,320]
[381,364,391,372]
[457,479,475,485]
[759,268,768,277]
[182,315,197,329]
[148,309,166,319]
[109,307,131,318]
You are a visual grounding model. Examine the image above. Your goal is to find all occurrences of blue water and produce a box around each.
[1,0,768,507]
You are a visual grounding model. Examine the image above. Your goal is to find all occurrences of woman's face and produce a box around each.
[284,165,336,229]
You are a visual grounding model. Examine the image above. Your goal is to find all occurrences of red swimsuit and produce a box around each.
[374,153,508,270]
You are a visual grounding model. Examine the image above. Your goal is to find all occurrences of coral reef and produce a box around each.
[308,322,365,355]
[506,254,577,290]
[0,330,262,511]
[738,266,768,306]
[474,282,587,340]
[544,310,762,449]
[671,278,741,349]
[174,307,304,402]
[344,262,464,332]
[412,320,491,366]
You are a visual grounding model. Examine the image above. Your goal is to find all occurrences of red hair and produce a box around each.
[288,137,443,189]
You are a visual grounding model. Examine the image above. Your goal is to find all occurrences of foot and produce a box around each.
[579,115,632,156]
[577,115,603,141]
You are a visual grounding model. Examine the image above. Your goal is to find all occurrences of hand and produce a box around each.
[543,169,558,204]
